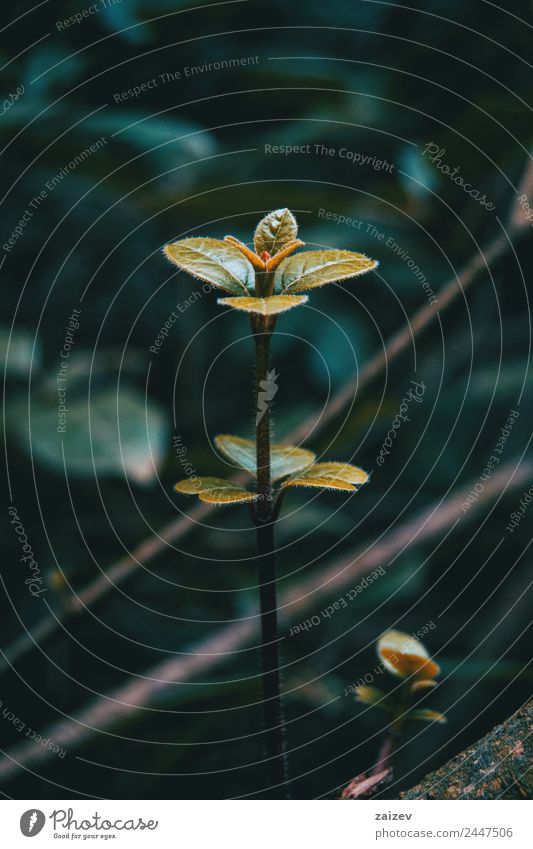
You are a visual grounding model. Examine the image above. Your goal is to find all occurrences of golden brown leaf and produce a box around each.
[281,461,369,491]
[218,295,308,315]
[174,476,257,505]
[215,434,315,480]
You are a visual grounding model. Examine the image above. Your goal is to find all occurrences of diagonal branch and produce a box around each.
[401,698,533,800]
[0,458,530,783]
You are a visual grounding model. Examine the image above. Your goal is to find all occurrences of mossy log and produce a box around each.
[401,699,533,800]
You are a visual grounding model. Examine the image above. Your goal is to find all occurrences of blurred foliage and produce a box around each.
[1,0,532,799]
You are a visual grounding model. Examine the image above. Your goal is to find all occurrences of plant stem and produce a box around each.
[254,321,273,519]
[371,684,411,776]
[256,520,289,797]
[371,724,402,776]
[252,316,290,799]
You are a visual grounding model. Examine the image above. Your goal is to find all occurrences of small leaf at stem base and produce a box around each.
[174,476,257,504]
[355,686,394,712]
[217,294,307,315]
[408,708,447,724]
[410,679,437,695]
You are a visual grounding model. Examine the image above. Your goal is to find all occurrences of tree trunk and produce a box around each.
[401,699,533,800]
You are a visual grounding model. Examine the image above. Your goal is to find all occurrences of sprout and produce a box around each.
[347,629,446,789]
[163,208,376,799]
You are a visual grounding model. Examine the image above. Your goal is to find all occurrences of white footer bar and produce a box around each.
[1,799,531,848]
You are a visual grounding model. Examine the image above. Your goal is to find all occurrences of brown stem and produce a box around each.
[255,269,275,298]
[256,520,290,798]
[371,721,404,776]
[371,683,411,776]
[252,316,290,799]
[372,732,397,776]
[254,320,273,519]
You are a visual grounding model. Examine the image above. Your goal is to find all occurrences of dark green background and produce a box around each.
[1,0,532,799]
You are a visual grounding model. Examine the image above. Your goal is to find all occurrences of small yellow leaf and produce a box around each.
[174,476,257,505]
[215,434,316,481]
[354,686,391,709]
[218,295,308,315]
[409,708,447,724]
[410,679,437,695]
[281,461,369,491]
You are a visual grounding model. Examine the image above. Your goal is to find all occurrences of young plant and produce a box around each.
[164,208,377,798]
[349,629,445,795]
